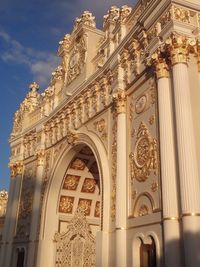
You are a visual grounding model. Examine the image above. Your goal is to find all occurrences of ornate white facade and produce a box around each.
[1,0,200,266]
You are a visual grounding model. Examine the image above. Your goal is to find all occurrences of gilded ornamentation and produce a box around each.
[59,196,74,213]
[130,39,141,76]
[149,115,155,125]
[9,161,24,177]
[0,190,8,217]
[135,95,147,114]
[174,6,190,23]
[103,6,119,26]
[93,119,107,141]
[94,201,100,218]
[81,178,96,193]
[165,33,196,65]
[160,8,172,28]
[150,51,169,79]
[78,199,92,216]
[66,131,78,145]
[138,204,149,217]
[18,190,33,219]
[58,34,71,57]
[151,181,158,192]
[51,65,64,85]
[36,149,46,166]
[74,11,96,31]
[119,5,132,23]
[54,207,95,267]
[130,122,157,182]
[70,158,87,170]
[63,175,80,190]
[132,190,137,200]
[67,36,87,85]
[113,90,127,114]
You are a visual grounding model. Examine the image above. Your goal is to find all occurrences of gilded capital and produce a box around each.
[166,33,196,66]
[16,161,24,176]
[113,90,127,114]
[151,52,169,79]
[9,163,17,178]
[9,161,24,177]
[36,149,46,166]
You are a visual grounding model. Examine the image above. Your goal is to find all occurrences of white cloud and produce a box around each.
[0,30,59,87]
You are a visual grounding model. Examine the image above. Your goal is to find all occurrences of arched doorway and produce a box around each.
[37,137,112,267]
[54,145,101,266]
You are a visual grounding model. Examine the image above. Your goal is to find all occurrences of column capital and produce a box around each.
[36,149,46,166]
[113,90,127,114]
[9,160,24,177]
[165,33,196,65]
[151,52,169,79]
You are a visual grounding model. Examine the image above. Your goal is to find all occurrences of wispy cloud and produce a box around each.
[0,30,59,87]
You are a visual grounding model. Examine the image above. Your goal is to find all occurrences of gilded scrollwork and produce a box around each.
[66,131,78,145]
[93,119,107,141]
[130,122,157,182]
[0,190,8,217]
[113,90,127,114]
[174,6,190,23]
[55,207,95,267]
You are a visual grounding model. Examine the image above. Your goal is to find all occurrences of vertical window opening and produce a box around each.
[140,238,156,267]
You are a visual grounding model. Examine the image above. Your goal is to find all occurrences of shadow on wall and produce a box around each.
[134,231,200,267]
[162,231,200,267]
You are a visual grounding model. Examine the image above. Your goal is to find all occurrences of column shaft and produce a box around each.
[157,75,181,267]
[172,62,200,267]
[114,90,127,267]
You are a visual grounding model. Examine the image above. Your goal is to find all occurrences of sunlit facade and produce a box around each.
[1,0,200,266]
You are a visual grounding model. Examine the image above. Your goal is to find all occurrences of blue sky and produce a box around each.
[0,0,136,190]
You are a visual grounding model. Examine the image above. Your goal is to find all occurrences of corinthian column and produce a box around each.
[152,53,181,267]
[113,90,127,267]
[26,149,46,267]
[167,34,200,267]
[2,161,24,267]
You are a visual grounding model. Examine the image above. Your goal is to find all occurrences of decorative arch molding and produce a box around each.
[36,130,111,267]
[133,192,155,218]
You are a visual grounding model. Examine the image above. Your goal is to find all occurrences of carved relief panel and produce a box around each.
[128,77,160,218]
[15,161,37,240]
[85,111,109,153]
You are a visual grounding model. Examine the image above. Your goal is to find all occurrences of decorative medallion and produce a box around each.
[78,199,92,216]
[81,178,96,193]
[59,196,74,213]
[130,122,157,182]
[135,95,147,114]
[63,175,80,190]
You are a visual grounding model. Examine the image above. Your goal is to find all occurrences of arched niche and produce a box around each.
[37,133,111,267]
